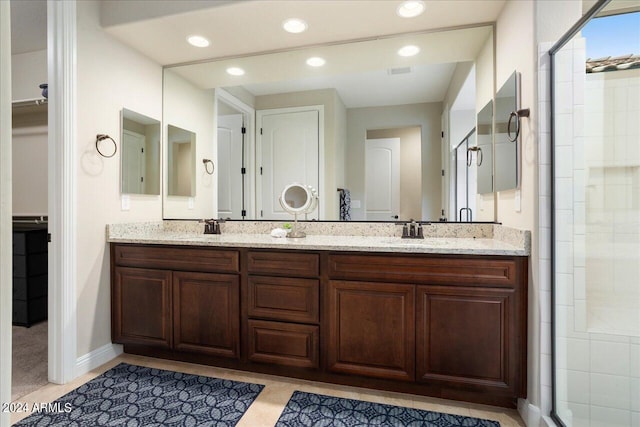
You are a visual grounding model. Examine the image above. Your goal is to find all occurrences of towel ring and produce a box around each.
[466,146,483,167]
[507,108,530,142]
[203,159,214,175]
[96,134,117,158]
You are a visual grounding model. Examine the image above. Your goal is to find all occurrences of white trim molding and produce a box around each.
[0,2,13,424]
[48,0,78,385]
[76,344,123,377]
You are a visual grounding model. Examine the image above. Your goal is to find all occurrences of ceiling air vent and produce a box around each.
[387,67,411,75]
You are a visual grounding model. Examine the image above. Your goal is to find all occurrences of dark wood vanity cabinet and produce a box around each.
[327,280,415,382]
[111,243,527,407]
[111,245,241,359]
[416,285,523,398]
[112,266,172,348]
[173,271,240,358]
[244,250,320,369]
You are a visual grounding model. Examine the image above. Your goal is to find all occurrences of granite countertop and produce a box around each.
[107,222,530,256]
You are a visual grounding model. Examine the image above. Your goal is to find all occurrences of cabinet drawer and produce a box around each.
[328,254,519,287]
[248,276,319,323]
[113,244,239,274]
[247,320,319,369]
[248,251,319,277]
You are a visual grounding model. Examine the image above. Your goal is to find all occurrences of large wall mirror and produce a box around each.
[120,109,160,195]
[163,25,497,221]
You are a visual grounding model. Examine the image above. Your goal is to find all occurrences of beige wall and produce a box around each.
[11,50,48,216]
[367,127,422,221]
[346,102,442,221]
[76,0,163,357]
[495,0,540,414]
[12,126,48,215]
[11,50,46,101]
[255,89,345,220]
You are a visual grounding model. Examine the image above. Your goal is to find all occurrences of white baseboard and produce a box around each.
[518,399,542,427]
[75,343,123,377]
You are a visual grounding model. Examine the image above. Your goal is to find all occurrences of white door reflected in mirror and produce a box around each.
[278,183,319,238]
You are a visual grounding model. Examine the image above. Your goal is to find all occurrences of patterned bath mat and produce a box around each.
[276,391,500,427]
[15,362,264,426]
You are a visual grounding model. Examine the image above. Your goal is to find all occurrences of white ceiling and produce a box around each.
[10,0,504,109]
[102,0,505,66]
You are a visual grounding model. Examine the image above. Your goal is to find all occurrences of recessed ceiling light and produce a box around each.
[306,57,326,67]
[187,35,210,48]
[226,67,245,76]
[283,18,308,34]
[397,1,426,18]
[398,45,420,57]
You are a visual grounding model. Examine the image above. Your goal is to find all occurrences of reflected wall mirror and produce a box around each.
[120,108,161,195]
[476,100,494,195]
[167,124,196,197]
[494,71,519,192]
[163,24,497,222]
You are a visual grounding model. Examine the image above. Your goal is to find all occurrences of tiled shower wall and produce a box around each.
[544,37,640,427]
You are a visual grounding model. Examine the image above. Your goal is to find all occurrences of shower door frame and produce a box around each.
[547,0,611,425]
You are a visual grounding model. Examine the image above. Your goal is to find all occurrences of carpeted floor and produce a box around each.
[276,391,501,426]
[14,362,265,426]
[12,321,48,401]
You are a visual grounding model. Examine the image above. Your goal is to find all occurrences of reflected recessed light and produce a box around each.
[397,1,426,18]
[283,18,308,34]
[226,67,245,76]
[306,57,326,67]
[398,45,420,57]
[187,35,210,48]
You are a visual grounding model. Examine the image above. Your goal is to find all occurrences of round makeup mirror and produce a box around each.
[279,183,318,238]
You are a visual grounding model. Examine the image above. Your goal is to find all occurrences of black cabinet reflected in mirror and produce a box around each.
[476,100,493,195]
[167,125,196,197]
[120,109,161,195]
[495,71,519,192]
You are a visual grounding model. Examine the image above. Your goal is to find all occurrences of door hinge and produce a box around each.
[141,147,144,153]
[441,131,444,138]
[140,177,144,182]
[241,126,246,134]
[241,167,246,174]
[260,210,263,217]
[241,209,247,217]
[260,128,263,135]
[260,167,263,175]
[442,209,445,216]
[441,169,445,176]
[47,233,51,243]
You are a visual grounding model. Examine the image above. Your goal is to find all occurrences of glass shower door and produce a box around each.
[551,5,640,426]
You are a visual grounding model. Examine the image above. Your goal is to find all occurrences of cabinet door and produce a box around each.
[327,280,415,382]
[112,267,172,348]
[173,271,240,359]
[416,285,519,394]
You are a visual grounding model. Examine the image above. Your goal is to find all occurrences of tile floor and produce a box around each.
[11,354,526,426]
